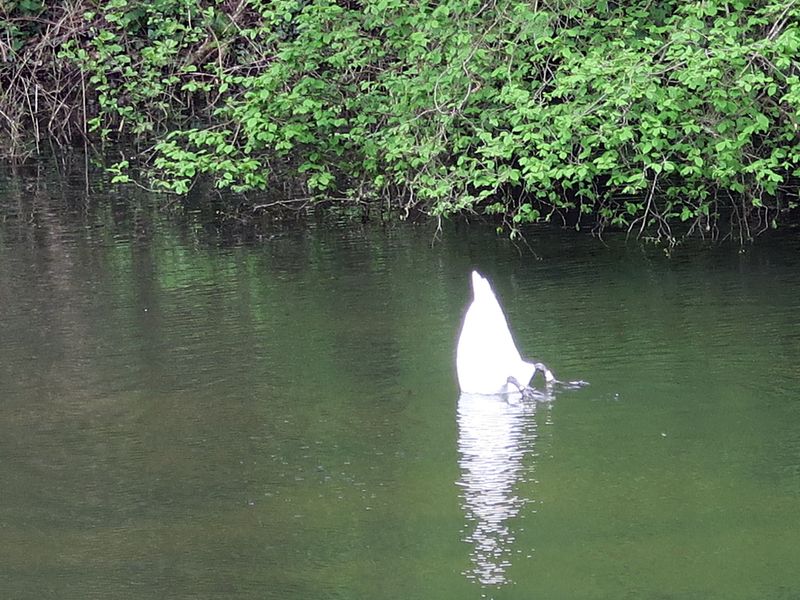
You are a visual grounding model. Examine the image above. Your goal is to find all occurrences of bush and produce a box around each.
[3,0,799,243]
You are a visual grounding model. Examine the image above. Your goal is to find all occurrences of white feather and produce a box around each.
[456,271,543,394]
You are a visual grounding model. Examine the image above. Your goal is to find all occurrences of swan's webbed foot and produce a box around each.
[506,376,537,401]
[532,362,556,384]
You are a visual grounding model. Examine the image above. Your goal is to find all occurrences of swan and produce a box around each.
[456,271,554,395]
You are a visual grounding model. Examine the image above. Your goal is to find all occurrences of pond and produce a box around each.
[1,172,799,599]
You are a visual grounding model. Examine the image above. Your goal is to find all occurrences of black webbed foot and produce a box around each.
[506,376,537,400]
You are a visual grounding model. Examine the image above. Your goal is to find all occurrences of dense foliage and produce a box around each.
[2,0,799,242]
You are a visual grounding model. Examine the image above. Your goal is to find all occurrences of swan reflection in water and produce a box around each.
[456,389,552,587]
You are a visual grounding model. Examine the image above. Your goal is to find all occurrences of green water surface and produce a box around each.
[1,181,799,599]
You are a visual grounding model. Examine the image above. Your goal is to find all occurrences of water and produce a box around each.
[1,173,799,599]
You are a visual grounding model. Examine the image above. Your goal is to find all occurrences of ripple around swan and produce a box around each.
[456,393,546,587]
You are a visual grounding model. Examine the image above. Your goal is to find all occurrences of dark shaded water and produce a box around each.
[1,175,799,599]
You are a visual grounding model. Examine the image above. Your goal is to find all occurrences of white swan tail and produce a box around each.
[457,271,546,394]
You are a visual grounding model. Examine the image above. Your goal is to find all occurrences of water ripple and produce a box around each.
[456,393,544,587]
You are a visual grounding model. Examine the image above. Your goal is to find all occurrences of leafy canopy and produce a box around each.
[3,0,799,242]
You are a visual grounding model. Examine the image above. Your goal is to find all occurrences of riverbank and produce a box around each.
[2,0,799,244]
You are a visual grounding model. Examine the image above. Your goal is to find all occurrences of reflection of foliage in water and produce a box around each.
[0,181,472,597]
